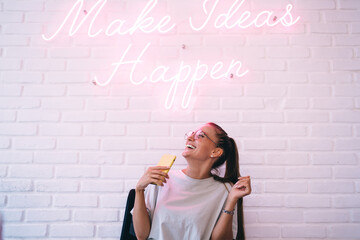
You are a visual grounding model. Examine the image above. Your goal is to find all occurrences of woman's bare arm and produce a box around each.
[133,189,151,240]
[211,176,251,240]
[211,197,237,240]
[132,166,169,240]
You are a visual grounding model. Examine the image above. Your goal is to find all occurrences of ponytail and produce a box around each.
[207,122,240,184]
[207,122,245,240]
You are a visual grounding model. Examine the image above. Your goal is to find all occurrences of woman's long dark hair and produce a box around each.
[207,122,245,240]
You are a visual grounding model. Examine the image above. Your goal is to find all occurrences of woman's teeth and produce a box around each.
[186,144,196,149]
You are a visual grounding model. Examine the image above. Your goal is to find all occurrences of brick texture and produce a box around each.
[0,0,359,239]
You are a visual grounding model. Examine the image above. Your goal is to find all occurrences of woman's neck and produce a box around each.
[182,161,213,179]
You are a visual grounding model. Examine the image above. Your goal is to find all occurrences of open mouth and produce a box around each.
[186,144,196,149]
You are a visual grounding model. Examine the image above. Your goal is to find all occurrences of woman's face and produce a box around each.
[182,124,219,161]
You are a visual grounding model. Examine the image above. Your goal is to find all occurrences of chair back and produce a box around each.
[120,189,137,240]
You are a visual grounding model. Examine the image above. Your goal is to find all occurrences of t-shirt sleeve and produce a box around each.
[232,203,238,239]
[129,184,159,220]
[144,184,159,221]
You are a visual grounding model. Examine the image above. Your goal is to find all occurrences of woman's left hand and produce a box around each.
[229,176,251,201]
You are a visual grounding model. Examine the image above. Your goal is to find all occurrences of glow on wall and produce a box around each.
[42,0,300,109]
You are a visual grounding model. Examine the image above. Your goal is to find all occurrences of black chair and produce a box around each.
[120,189,137,240]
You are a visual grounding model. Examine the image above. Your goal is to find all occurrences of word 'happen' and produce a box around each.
[93,43,248,109]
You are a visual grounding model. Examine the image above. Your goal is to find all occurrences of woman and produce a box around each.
[133,122,251,240]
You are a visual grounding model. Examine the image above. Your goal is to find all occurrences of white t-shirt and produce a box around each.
[144,169,237,240]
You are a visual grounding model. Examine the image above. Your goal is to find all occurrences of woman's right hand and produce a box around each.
[136,166,170,190]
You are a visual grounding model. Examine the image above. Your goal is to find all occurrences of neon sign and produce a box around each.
[42,0,300,109]
[189,0,299,30]
[42,0,176,40]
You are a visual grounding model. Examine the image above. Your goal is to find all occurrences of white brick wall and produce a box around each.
[0,0,359,239]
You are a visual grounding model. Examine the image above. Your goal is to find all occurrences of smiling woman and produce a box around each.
[132,122,251,240]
